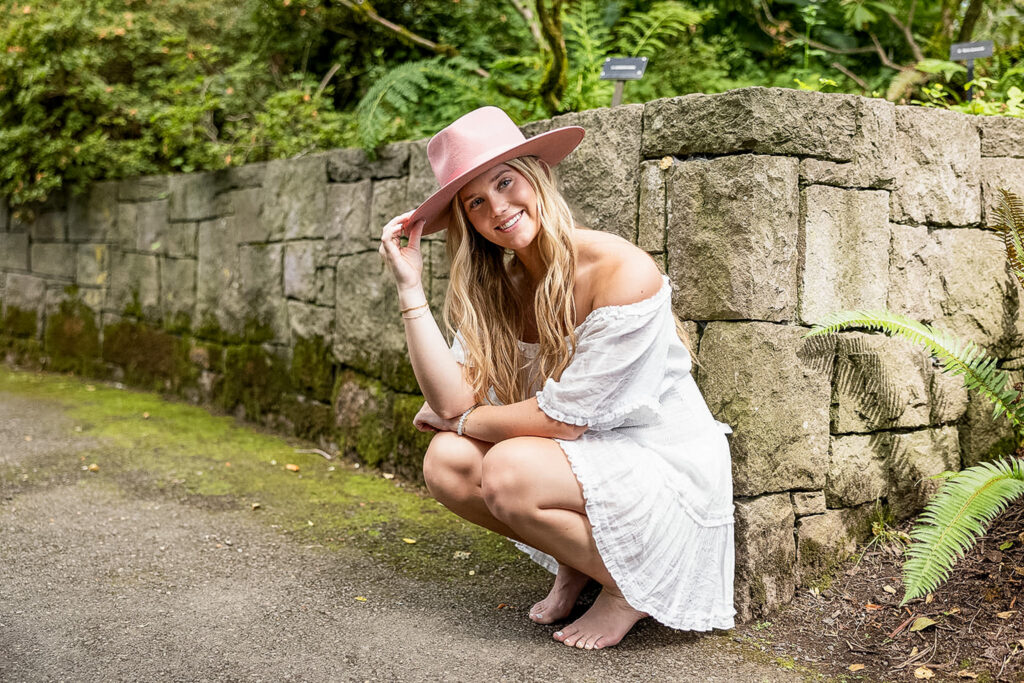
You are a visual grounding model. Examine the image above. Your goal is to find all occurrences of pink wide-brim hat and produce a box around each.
[408,106,585,235]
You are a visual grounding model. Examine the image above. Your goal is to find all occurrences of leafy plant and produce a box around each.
[806,188,1024,604]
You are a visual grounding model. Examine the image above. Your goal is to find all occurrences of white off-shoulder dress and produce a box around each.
[450,275,735,631]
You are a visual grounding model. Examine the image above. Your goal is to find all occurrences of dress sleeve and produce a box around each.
[449,330,469,366]
[536,284,677,431]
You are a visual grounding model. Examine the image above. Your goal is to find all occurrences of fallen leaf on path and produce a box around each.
[24,435,31,442]
[142,412,150,419]
[848,663,865,671]
[997,610,1017,619]
[354,596,367,602]
[88,463,99,472]
[251,503,261,510]
[865,603,883,611]
[883,585,897,594]
[402,538,416,544]
[497,603,508,610]
[909,617,937,632]
[956,671,978,679]
[285,464,300,472]
[453,551,471,560]
[925,593,934,604]
[914,667,934,679]
[382,472,395,480]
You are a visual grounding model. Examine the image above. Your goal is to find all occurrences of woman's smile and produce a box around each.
[496,210,524,233]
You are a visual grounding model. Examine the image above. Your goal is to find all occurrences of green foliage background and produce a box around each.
[1,0,1022,212]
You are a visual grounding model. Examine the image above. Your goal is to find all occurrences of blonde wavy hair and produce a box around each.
[443,156,577,405]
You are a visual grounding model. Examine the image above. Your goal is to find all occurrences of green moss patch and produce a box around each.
[44,297,101,374]
[102,320,195,391]
[0,365,523,582]
[2,305,38,338]
[219,344,291,419]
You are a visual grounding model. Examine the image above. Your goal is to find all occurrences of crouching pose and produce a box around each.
[377,107,735,649]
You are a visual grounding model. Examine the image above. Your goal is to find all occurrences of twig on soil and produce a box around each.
[294,448,334,461]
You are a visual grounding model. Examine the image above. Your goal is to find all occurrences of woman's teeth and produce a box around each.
[497,212,522,231]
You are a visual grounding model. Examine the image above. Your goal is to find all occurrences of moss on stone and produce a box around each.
[393,393,432,482]
[163,311,193,336]
[219,344,291,419]
[333,369,397,468]
[102,320,194,391]
[280,394,335,442]
[291,335,335,402]
[44,296,101,374]
[2,305,38,338]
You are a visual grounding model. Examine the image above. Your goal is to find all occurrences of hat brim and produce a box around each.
[408,125,585,236]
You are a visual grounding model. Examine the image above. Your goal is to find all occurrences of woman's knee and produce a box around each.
[422,431,482,504]
[480,438,532,521]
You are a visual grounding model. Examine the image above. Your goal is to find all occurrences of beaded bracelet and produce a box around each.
[457,404,480,437]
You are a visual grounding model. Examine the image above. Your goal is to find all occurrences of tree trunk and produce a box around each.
[956,0,986,44]
[535,0,568,116]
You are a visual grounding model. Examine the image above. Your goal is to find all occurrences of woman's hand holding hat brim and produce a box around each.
[378,211,426,291]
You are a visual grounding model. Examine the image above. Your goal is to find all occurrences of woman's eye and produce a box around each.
[469,198,481,209]
[499,177,511,189]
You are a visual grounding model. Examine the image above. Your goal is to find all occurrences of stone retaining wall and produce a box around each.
[3,87,1024,621]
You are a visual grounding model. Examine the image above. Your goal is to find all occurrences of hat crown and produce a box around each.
[427,107,527,187]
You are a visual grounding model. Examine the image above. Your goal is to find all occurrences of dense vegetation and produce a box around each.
[1,0,1022,212]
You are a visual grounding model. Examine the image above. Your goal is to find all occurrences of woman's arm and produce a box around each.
[380,213,477,418]
[424,397,587,443]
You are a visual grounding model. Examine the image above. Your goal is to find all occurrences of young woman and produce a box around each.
[378,106,735,650]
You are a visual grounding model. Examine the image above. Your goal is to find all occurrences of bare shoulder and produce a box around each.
[575,229,664,309]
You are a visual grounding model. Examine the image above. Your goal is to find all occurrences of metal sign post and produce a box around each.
[600,57,648,107]
[950,40,994,102]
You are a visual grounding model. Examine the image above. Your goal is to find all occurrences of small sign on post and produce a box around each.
[950,40,994,102]
[600,57,648,107]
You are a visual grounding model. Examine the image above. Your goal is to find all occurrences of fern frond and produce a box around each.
[992,189,1024,290]
[806,310,1023,427]
[901,457,1024,603]
[614,1,709,58]
[564,0,612,71]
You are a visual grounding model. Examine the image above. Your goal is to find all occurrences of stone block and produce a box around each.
[115,203,137,251]
[667,155,800,321]
[118,175,169,202]
[827,433,889,507]
[77,287,104,316]
[0,232,29,270]
[219,188,265,244]
[288,300,334,343]
[523,105,643,241]
[238,243,289,343]
[196,217,245,337]
[326,180,372,255]
[799,186,890,324]
[887,426,961,519]
[978,116,1024,158]
[212,162,266,192]
[2,273,46,311]
[68,181,118,243]
[107,251,159,318]
[261,156,328,241]
[792,491,826,517]
[981,157,1024,226]
[30,243,76,280]
[333,251,415,392]
[930,363,970,424]
[698,322,831,496]
[832,332,936,432]
[799,96,897,189]
[134,200,170,253]
[168,172,219,222]
[644,88,870,162]
[284,241,325,302]
[159,257,196,325]
[326,143,410,182]
[889,226,1011,352]
[76,244,109,287]
[959,376,1019,468]
[890,107,981,227]
[796,505,872,587]
[30,211,67,241]
[638,159,667,252]
[734,493,795,621]
[368,177,409,243]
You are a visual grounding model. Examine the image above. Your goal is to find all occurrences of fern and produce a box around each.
[900,458,1024,603]
[807,310,1023,426]
[614,1,708,58]
[992,188,1024,290]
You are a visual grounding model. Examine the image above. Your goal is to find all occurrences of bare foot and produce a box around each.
[528,564,589,624]
[552,587,648,650]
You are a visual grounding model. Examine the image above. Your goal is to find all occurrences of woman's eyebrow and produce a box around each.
[462,170,510,202]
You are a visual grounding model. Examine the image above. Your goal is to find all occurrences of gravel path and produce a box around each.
[0,389,807,682]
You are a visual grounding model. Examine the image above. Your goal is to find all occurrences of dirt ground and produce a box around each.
[0,373,805,682]
[737,506,1024,683]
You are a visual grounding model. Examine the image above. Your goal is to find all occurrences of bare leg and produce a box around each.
[482,437,648,649]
